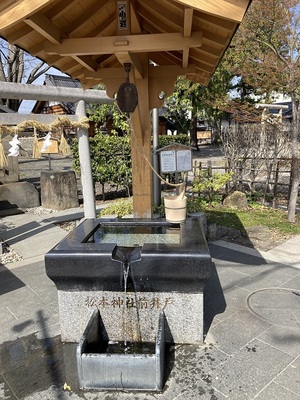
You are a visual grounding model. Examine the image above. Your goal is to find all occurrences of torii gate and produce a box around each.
[0,0,252,218]
[0,81,113,218]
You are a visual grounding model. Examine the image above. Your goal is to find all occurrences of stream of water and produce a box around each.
[112,245,143,348]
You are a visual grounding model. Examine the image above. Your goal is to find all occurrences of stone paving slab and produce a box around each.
[210,339,294,400]
[1,214,300,399]
[274,355,300,396]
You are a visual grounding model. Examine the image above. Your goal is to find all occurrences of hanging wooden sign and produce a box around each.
[117,1,128,31]
[38,137,59,154]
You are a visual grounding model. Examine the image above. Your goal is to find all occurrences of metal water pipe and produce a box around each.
[152,108,161,206]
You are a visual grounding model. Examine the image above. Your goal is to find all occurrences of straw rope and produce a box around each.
[0,116,90,135]
[0,116,88,161]
[0,134,8,167]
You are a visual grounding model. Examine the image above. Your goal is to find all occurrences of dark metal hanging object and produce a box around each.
[117,63,138,113]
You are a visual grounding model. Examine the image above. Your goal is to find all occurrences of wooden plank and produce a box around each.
[72,55,98,72]
[44,31,203,55]
[173,0,250,23]
[182,8,193,68]
[6,26,33,43]
[0,0,57,30]
[84,64,196,80]
[25,12,63,44]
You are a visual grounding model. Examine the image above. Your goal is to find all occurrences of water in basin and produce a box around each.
[93,225,181,246]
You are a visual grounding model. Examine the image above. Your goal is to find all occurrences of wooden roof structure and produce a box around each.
[0,0,252,217]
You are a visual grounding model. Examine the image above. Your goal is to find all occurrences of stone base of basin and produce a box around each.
[58,288,203,344]
[77,310,165,391]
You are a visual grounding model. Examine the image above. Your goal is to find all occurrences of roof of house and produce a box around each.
[31,73,81,114]
[0,104,15,113]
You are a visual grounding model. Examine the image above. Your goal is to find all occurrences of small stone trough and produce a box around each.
[77,310,165,391]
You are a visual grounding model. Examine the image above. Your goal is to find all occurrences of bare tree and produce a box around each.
[0,40,51,111]
[222,122,291,200]
[228,0,300,221]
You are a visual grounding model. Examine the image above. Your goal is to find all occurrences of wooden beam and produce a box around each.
[72,56,98,72]
[130,0,142,34]
[139,0,182,32]
[129,54,153,218]
[25,13,63,44]
[84,64,196,80]
[182,7,193,68]
[24,14,97,73]
[173,0,250,23]
[44,31,203,55]
[0,0,16,14]
[47,0,81,20]
[115,4,143,79]
[115,52,144,79]
[0,0,57,30]
[183,7,193,37]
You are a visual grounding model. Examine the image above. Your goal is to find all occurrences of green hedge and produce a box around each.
[71,133,132,199]
[157,134,190,148]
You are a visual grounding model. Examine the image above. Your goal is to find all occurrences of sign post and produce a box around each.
[38,137,59,170]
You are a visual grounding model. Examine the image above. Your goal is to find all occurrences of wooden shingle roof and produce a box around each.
[0,0,251,91]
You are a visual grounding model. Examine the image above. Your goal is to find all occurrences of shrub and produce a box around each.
[99,197,133,217]
[192,170,233,205]
[157,134,190,148]
[72,133,132,200]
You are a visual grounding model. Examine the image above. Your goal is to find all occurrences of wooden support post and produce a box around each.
[130,54,153,218]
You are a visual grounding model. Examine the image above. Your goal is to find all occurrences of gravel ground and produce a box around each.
[18,154,75,189]
[0,155,78,264]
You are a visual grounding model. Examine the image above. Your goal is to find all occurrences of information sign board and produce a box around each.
[159,148,192,173]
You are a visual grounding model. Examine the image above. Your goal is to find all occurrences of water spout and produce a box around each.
[111,245,142,292]
[112,245,142,344]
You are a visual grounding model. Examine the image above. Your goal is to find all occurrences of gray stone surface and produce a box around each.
[0,181,40,209]
[247,288,300,329]
[0,156,19,183]
[1,207,300,399]
[255,382,300,400]
[211,339,293,400]
[223,190,248,209]
[58,289,204,344]
[40,170,79,210]
[274,355,300,396]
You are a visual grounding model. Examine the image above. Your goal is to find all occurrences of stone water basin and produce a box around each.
[46,217,211,292]
[45,217,213,344]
